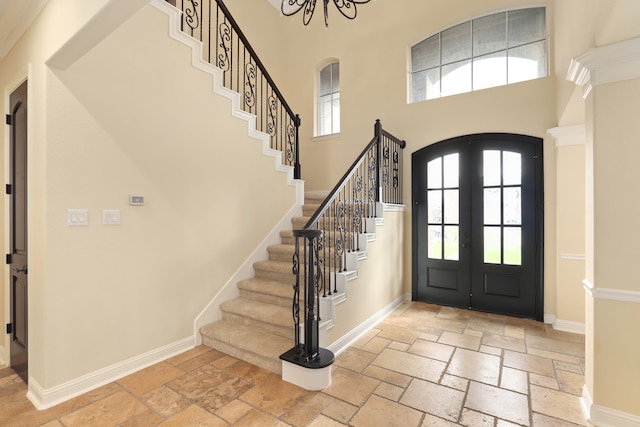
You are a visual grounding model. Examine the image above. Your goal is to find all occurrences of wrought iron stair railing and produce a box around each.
[166,0,301,178]
[280,119,406,369]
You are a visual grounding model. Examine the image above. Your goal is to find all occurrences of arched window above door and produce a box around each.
[410,7,547,102]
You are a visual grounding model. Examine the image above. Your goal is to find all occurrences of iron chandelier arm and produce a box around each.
[281,0,370,26]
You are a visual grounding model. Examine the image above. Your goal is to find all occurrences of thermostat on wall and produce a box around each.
[129,195,145,206]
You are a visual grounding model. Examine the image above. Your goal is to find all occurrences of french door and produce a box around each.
[412,134,543,320]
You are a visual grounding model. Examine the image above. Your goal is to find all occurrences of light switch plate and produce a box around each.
[67,209,88,226]
[129,195,144,206]
[103,210,121,225]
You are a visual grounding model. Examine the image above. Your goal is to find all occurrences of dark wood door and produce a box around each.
[412,134,543,320]
[9,81,28,382]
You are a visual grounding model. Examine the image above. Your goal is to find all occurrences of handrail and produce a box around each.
[281,120,406,370]
[166,0,301,178]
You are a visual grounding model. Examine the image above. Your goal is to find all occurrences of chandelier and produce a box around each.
[281,0,371,27]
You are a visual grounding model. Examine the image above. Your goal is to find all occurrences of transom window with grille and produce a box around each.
[318,62,340,136]
[410,7,547,102]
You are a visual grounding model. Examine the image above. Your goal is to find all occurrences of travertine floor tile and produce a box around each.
[373,382,404,401]
[459,408,495,426]
[372,348,446,382]
[467,316,505,335]
[351,394,423,427]
[117,363,184,396]
[60,391,149,427]
[362,364,412,388]
[322,367,379,406]
[308,414,348,426]
[500,366,528,394]
[239,373,308,416]
[465,381,530,426]
[438,330,481,350]
[321,398,358,423]
[377,324,421,344]
[361,336,392,354]
[141,385,191,418]
[408,339,455,362]
[158,405,225,426]
[482,333,526,352]
[440,374,468,392]
[526,335,584,357]
[215,399,253,423]
[530,385,587,425]
[280,392,333,427]
[420,413,459,426]
[400,378,465,421]
[532,412,587,426]
[503,349,555,377]
[334,348,377,372]
[447,348,501,386]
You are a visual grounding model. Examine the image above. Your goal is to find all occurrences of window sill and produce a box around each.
[312,133,341,142]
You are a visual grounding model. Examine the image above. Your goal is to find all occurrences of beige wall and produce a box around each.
[1,1,297,390]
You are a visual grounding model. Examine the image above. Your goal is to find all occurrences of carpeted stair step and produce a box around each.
[302,203,320,217]
[267,244,296,263]
[200,320,292,374]
[253,260,296,284]
[237,277,294,308]
[220,298,293,339]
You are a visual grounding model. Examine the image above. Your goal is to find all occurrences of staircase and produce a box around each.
[199,192,327,374]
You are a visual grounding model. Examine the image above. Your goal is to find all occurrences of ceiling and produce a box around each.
[0,0,49,61]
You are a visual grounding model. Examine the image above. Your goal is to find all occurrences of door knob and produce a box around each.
[14,265,28,274]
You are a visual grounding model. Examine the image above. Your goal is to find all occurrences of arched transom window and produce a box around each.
[410,7,547,102]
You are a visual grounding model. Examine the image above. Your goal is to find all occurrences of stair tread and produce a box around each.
[253,260,294,272]
[238,277,293,298]
[200,320,292,359]
[221,297,292,326]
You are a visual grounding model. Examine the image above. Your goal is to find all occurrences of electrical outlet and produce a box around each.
[103,210,121,225]
[67,209,88,226]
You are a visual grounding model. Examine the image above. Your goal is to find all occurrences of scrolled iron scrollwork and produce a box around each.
[281,0,371,26]
[244,63,257,109]
[184,0,200,31]
[266,95,278,137]
[217,21,231,71]
[291,249,300,345]
[286,121,296,165]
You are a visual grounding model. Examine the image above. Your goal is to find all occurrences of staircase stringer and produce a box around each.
[151,0,300,183]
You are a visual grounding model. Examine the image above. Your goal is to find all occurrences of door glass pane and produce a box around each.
[484,226,501,264]
[443,153,459,187]
[503,187,521,225]
[444,226,459,261]
[427,158,442,188]
[484,188,501,225]
[504,227,522,265]
[428,190,442,223]
[503,151,521,185]
[444,190,459,224]
[428,225,442,259]
[483,150,501,185]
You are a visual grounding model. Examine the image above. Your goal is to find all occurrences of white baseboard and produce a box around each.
[543,314,585,334]
[27,336,195,410]
[327,293,410,356]
[552,319,585,334]
[581,385,640,427]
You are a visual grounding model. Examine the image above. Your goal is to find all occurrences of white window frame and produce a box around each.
[316,61,340,137]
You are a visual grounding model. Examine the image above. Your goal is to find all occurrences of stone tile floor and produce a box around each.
[0,302,590,426]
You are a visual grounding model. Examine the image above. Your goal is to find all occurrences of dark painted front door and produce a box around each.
[9,80,28,382]
[412,134,543,320]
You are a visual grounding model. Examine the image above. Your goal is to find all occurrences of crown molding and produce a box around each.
[567,37,640,99]
[547,125,585,147]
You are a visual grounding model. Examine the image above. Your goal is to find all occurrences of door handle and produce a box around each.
[14,265,28,274]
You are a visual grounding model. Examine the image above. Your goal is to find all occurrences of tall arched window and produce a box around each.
[318,62,340,136]
[410,7,547,102]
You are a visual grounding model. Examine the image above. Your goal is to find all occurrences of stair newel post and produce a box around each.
[281,229,334,387]
[292,235,301,349]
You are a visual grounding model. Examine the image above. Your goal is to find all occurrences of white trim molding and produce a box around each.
[583,280,640,304]
[567,37,640,99]
[27,337,195,410]
[559,253,586,261]
[547,125,585,148]
[581,385,640,427]
[543,314,585,334]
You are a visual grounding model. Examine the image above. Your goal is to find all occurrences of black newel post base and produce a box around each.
[279,345,335,370]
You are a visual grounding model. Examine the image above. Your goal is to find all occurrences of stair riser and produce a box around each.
[201,336,282,374]
[255,268,296,285]
[269,248,342,268]
[222,311,293,340]
[239,289,292,308]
